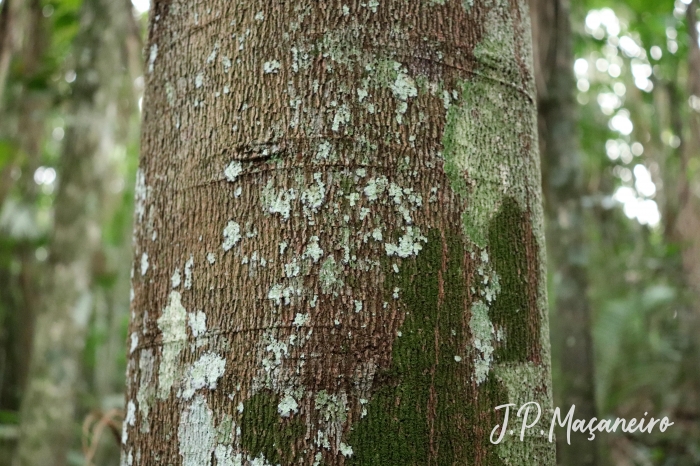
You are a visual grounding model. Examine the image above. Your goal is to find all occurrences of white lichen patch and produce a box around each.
[206,252,216,264]
[363,176,388,201]
[354,300,363,313]
[262,180,296,220]
[188,310,207,338]
[222,221,242,251]
[300,173,326,220]
[315,141,335,162]
[319,256,344,295]
[136,349,155,431]
[184,256,194,290]
[171,268,181,288]
[339,442,354,457]
[390,65,418,101]
[140,252,149,276]
[157,291,188,398]
[130,332,139,354]
[214,445,242,466]
[260,333,289,382]
[125,400,136,426]
[148,44,158,73]
[314,390,350,452]
[220,54,232,73]
[278,392,299,417]
[180,352,226,399]
[302,236,324,263]
[441,2,535,247]
[285,258,301,278]
[263,60,281,74]
[332,104,351,132]
[224,161,243,182]
[469,301,496,384]
[385,226,428,258]
[134,169,151,226]
[293,312,310,327]
[492,361,550,461]
[195,72,204,88]
[254,11,265,21]
[178,395,216,466]
[206,42,219,64]
[267,283,303,306]
[357,88,368,102]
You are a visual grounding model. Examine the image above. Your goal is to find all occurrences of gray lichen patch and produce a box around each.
[157,291,188,399]
[179,352,226,399]
[188,310,207,338]
[140,252,149,276]
[261,180,296,220]
[384,226,427,258]
[222,221,242,251]
[302,236,324,263]
[136,349,155,433]
[171,267,181,288]
[493,362,553,461]
[469,301,496,384]
[184,256,194,290]
[263,60,281,73]
[440,1,538,248]
[319,256,344,295]
[224,161,243,182]
[178,395,216,466]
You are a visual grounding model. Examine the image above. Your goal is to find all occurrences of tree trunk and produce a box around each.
[529,0,599,464]
[671,0,700,433]
[14,0,139,465]
[0,0,25,107]
[0,1,48,462]
[123,1,555,464]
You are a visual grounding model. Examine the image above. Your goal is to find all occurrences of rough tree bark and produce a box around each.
[529,0,599,464]
[122,1,555,464]
[14,0,139,465]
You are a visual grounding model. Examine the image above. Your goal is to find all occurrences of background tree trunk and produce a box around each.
[0,1,49,462]
[14,0,138,464]
[671,0,700,438]
[529,0,599,464]
[123,1,555,464]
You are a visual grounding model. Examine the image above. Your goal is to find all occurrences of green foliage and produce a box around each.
[570,0,700,462]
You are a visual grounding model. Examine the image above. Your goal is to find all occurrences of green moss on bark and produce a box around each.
[239,390,305,464]
[348,229,508,465]
[486,196,541,362]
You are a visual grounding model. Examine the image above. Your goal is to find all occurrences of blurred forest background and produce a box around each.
[0,0,698,465]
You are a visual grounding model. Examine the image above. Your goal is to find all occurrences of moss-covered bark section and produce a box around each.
[240,390,305,465]
[349,229,507,466]
[487,196,542,363]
